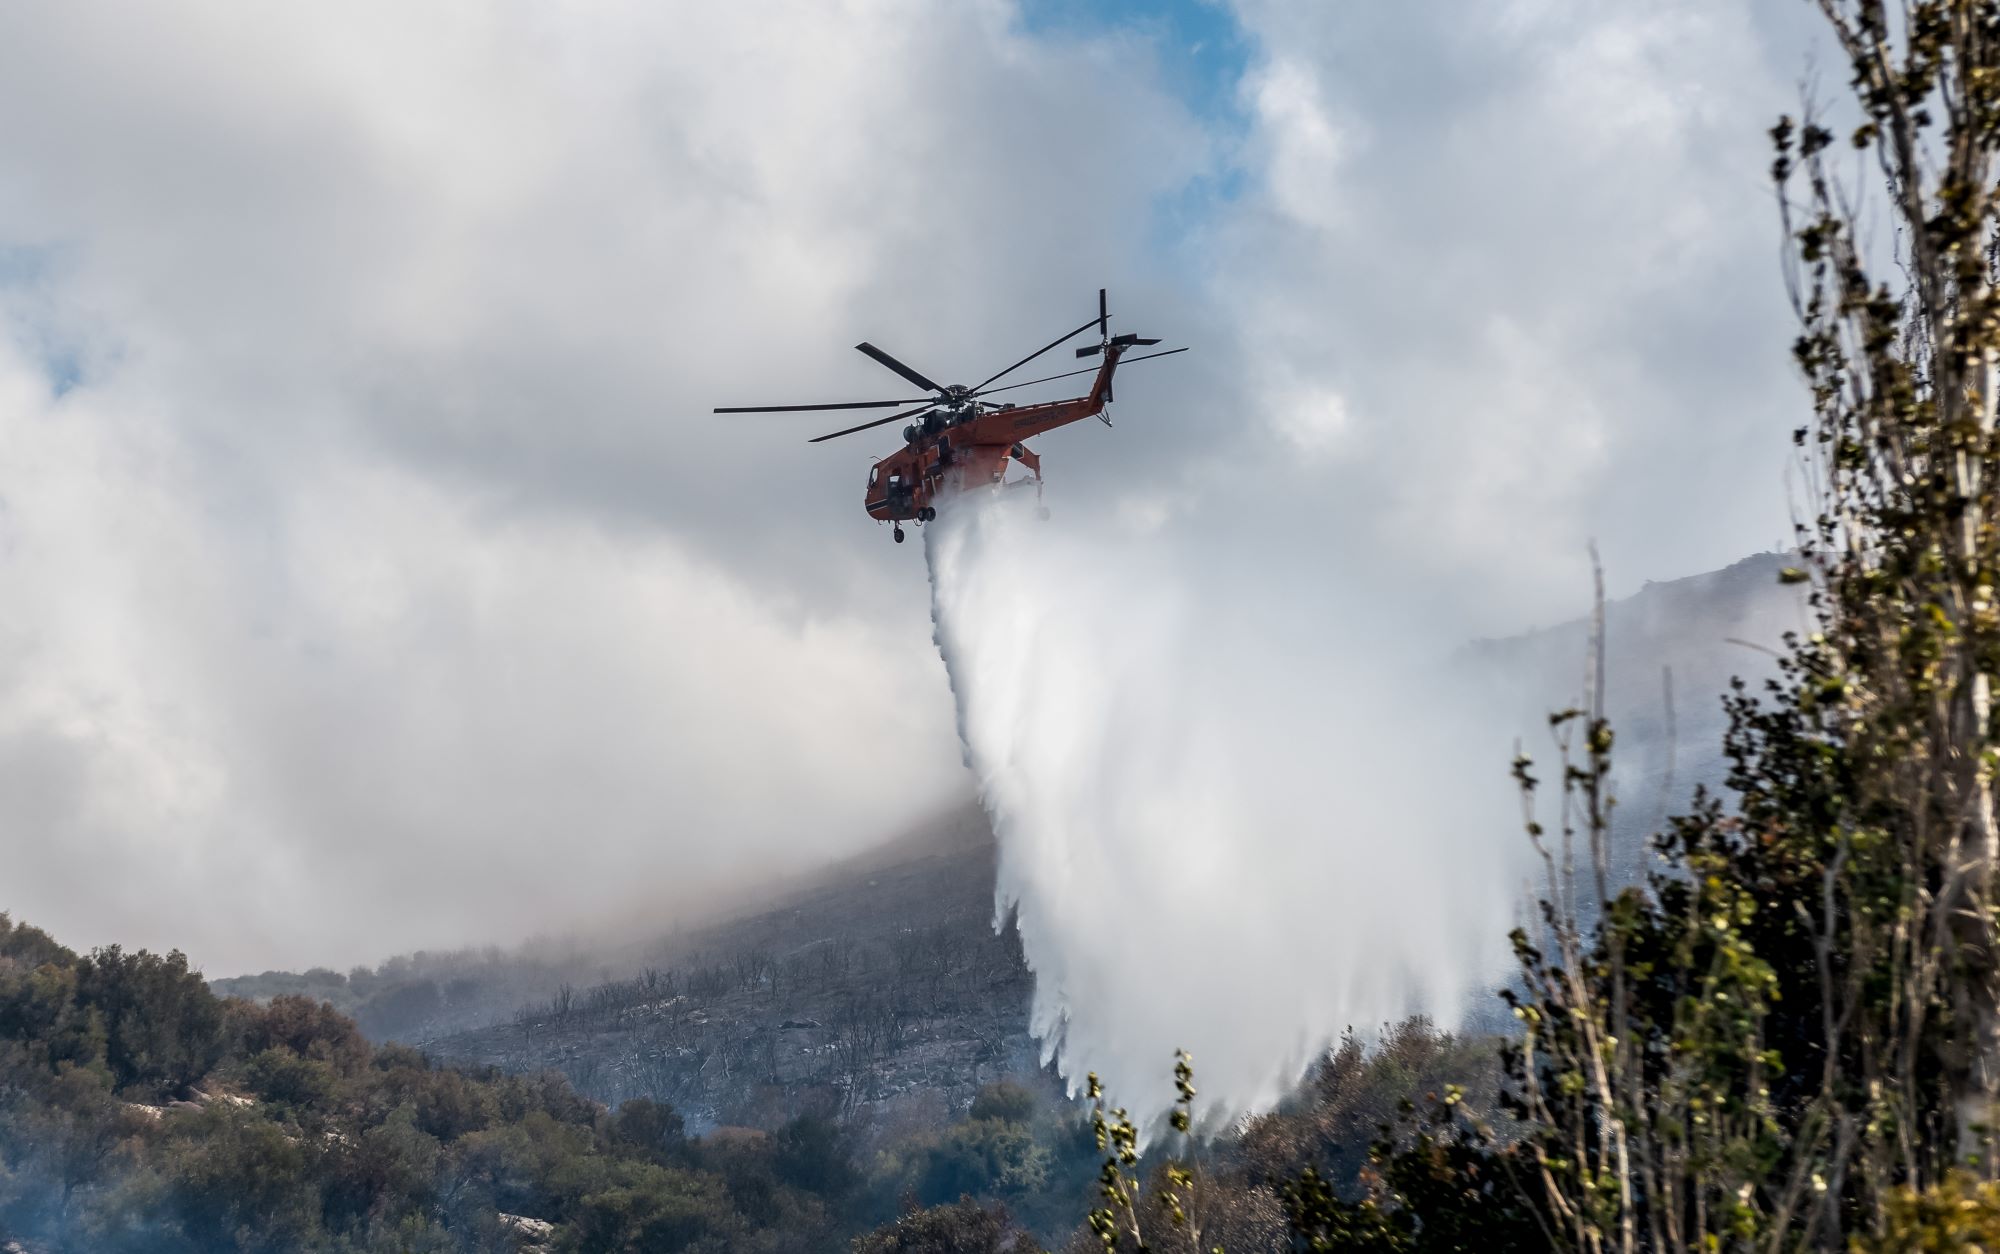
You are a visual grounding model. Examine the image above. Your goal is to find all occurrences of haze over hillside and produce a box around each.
[216,550,1803,1132]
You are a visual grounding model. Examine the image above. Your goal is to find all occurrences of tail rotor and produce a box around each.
[1071,288,1160,404]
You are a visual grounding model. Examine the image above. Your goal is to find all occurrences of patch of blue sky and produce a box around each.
[0,243,54,285]
[1017,0,1248,125]
[0,243,84,396]
[1015,0,1252,266]
[37,347,82,398]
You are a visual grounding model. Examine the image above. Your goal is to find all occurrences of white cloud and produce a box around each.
[1250,57,1353,233]
[1215,0,1815,619]
[0,0,1834,1025]
[0,332,969,970]
[0,1,1212,971]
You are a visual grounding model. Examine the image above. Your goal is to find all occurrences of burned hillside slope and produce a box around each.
[1463,551,1804,884]
[425,804,1037,1134]
[218,554,1803,1137]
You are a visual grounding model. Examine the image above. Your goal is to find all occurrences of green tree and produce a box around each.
[323,1106,442,1227]
[158,1103,321,1251]
[0,959,102,1075]
[850,1197,1015,1254]
[240,993,368,1073]
[565,1165,744,1253]
[243,1047,338,1110]
[918,1117,1050,1206]
[0,1064,139,1237]
[774,1111,859,1201]
[75,946,223,1097]
[609,1097,686,1164]
[968,1080,1036,1126]
[0,913,76,969]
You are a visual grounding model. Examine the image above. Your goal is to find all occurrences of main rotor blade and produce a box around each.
[972,314,1105,392]
[974,346,1190,397]
[715,397,931,413]
[808,402,936,444]
[854,343,944,394]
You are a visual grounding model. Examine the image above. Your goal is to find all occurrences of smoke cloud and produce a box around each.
[0,0,1819,993]
[927,488,1530,1124]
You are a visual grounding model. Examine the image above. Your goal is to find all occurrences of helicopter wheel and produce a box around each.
[893,526,905,544]
[918,506,935,522]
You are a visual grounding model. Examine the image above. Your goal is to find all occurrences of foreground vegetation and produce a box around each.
[0,906,1507,1252]
[0,910,878,1250]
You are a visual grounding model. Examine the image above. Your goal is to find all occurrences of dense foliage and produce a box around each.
[7,901,1502,1252]
[0,912,886,1252]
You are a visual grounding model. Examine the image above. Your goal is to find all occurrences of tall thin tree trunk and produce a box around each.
[1951,351,2000,1166]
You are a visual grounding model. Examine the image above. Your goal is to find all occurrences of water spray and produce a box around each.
[926,489,1524,1126]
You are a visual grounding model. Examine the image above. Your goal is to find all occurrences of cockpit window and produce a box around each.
[868,467,879,486]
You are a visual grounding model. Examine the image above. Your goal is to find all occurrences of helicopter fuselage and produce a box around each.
[863,343,1127,524]
[713,288,1181,542]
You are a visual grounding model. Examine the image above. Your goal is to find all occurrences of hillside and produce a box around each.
[0,913,871,1251]
[429,805,1036,1136]
[217,553,1799,1142]
[0,906,1515,1253]
[1466,550,1801,767]
[1462,550,1803,886]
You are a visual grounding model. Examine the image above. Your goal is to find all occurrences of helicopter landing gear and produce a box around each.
[918,506,936,522]
[893,525,905,543]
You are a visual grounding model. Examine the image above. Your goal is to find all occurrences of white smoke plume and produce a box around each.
[926,488,1531,1126]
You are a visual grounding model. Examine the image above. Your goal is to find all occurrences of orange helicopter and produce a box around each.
[717,289,1186,542]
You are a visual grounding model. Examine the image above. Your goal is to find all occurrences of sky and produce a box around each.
[0,0,1827,975]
